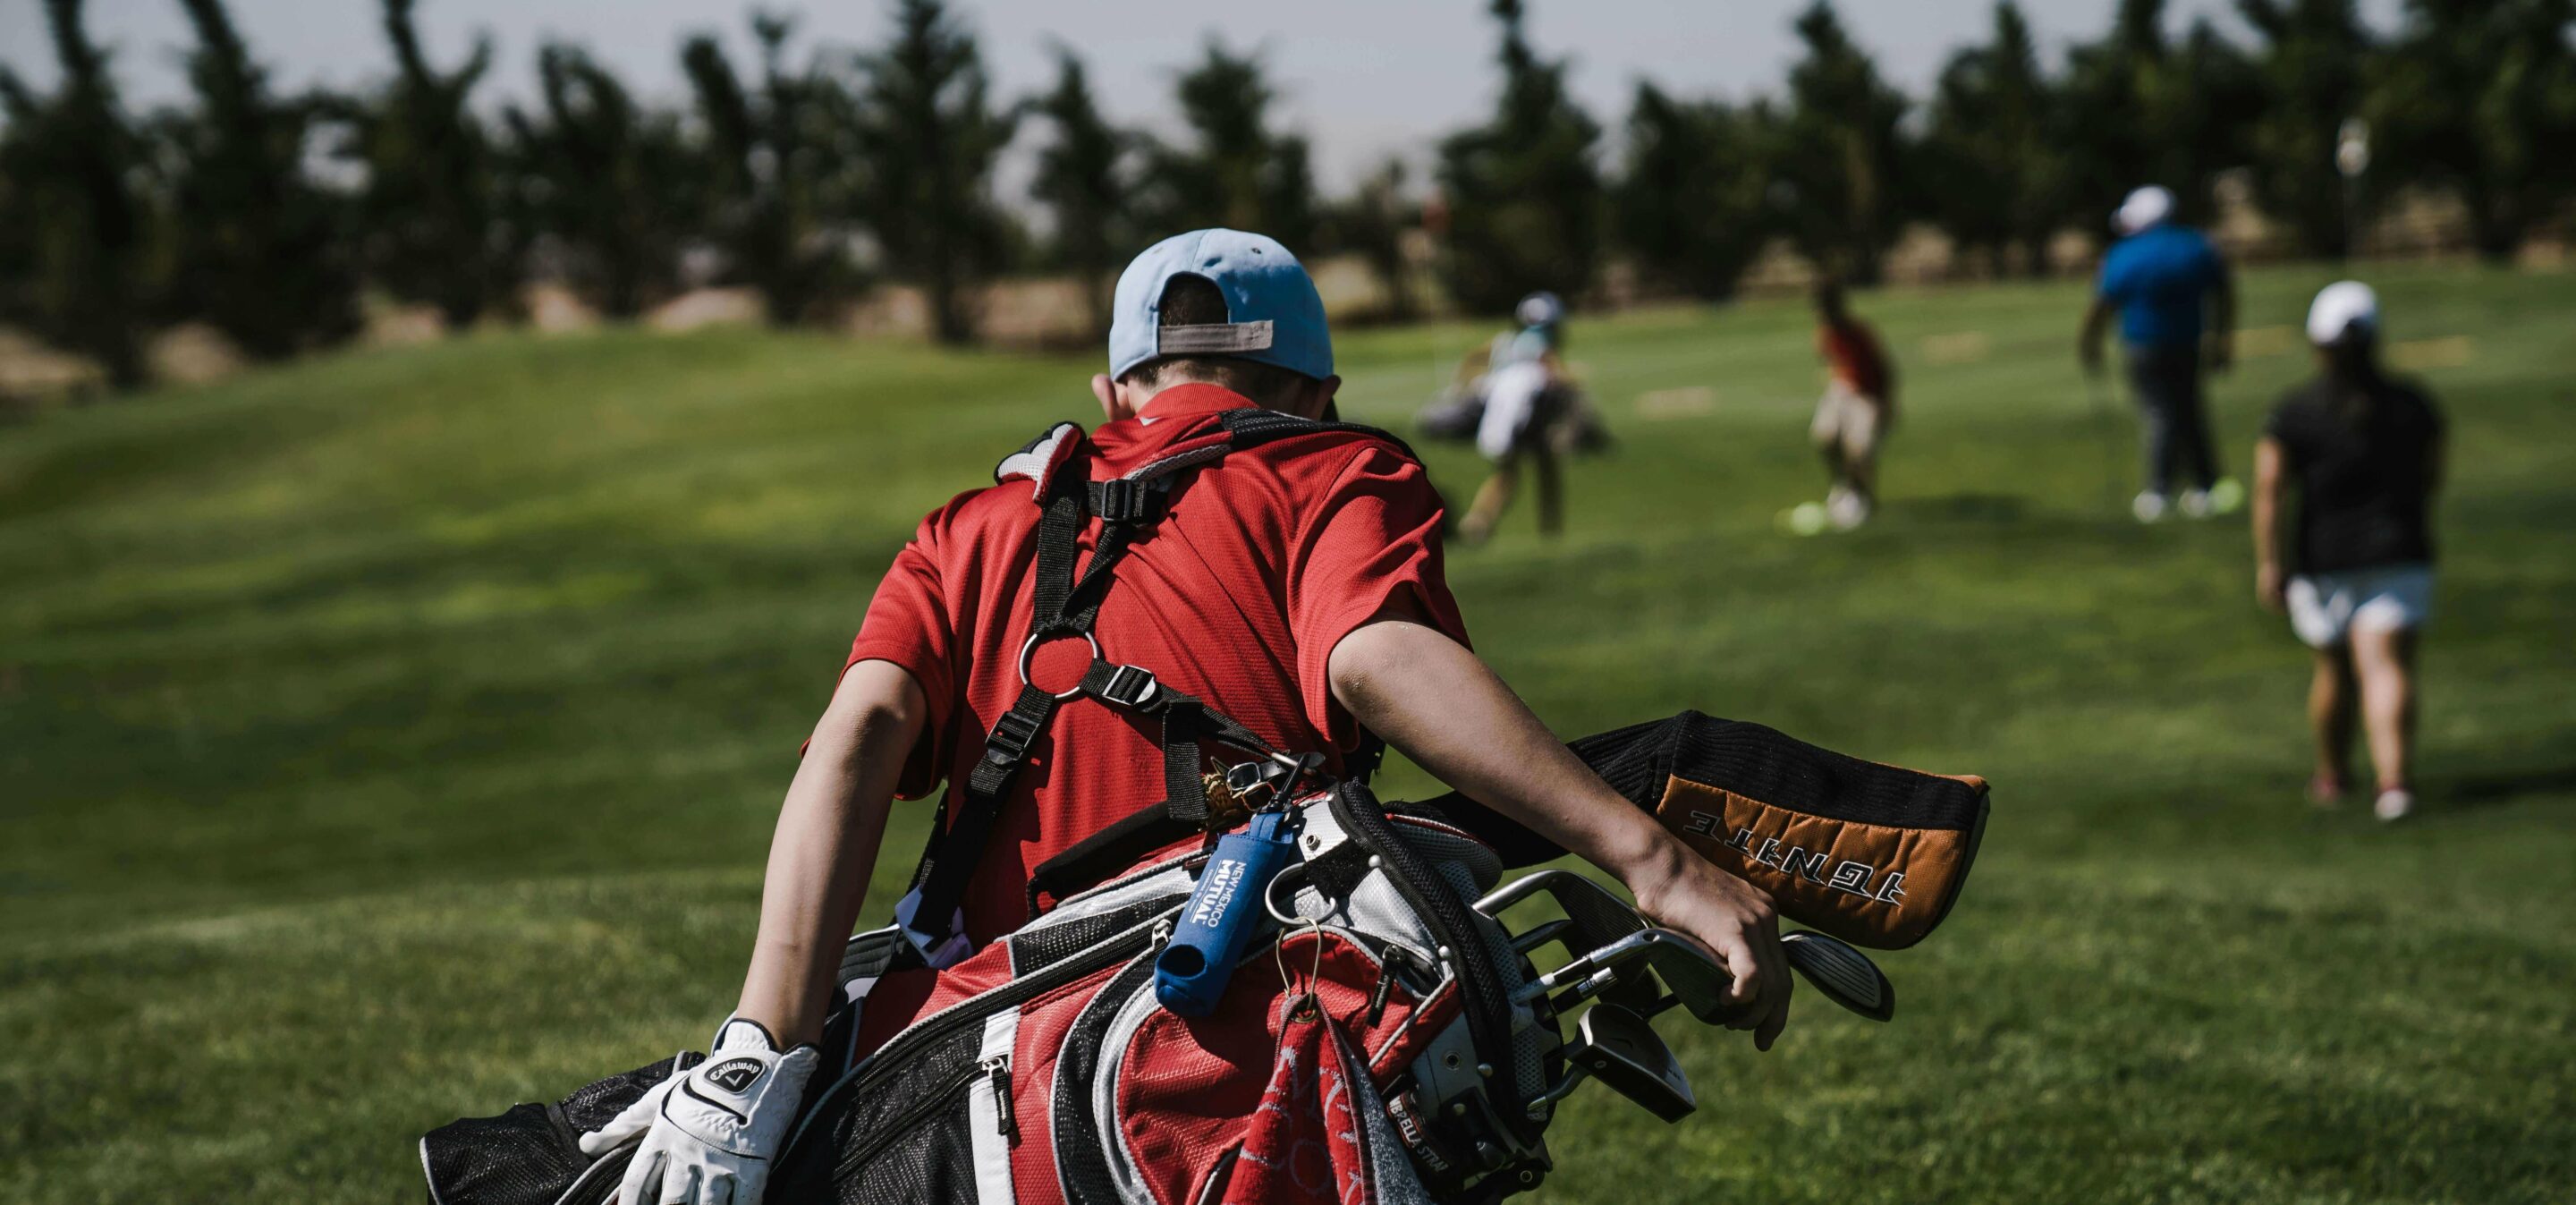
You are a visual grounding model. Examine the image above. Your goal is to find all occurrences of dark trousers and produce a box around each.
[2126,344,2221,496]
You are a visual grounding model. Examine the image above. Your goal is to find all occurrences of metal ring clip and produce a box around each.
[1015,629,1100,701]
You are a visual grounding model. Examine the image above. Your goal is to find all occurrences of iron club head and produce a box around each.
[1781,930,1894,1022]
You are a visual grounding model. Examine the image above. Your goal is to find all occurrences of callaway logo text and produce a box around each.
[702,1058,766,1094]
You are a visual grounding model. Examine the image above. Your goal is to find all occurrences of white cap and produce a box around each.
[2113,185,2175,235]
[2307,280,2378,346]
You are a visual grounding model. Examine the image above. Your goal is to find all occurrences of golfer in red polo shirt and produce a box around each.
[596,230,1791,1205]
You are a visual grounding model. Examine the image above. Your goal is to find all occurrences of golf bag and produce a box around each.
[427,780,1543,1205]
[420,411,1991,1204]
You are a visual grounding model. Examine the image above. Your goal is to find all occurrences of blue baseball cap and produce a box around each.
[1107,229,1333,383]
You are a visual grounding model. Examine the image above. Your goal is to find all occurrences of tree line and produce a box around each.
[4,0,2572,391]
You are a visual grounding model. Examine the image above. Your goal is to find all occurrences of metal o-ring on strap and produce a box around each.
[1018,629,1100,701]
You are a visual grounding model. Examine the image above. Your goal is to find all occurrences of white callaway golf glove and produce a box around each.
[580,1016,821,1205]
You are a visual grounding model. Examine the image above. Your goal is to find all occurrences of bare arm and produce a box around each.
[733,659,928,1047]
[2252,436,2287,613]
[1327,619,1792,1049]
[2079,296,2114,376]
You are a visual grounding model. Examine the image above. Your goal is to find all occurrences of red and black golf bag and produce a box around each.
[420,412,1991,1204]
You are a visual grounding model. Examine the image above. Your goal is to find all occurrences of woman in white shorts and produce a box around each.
[2251,282,2445,821]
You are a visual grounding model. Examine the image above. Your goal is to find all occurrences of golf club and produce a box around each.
[1538,1003,1696,1123]
[1781,930,1895,1023]
[2083,369,2131,513]
[1479,869,1661,1011]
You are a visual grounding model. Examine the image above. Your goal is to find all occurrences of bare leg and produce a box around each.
[1533,446,1563,538]
[2308,645,2357,796]
[1462,463,1519,546]
[2350,624,2420,793]
[1813,395,1848,498]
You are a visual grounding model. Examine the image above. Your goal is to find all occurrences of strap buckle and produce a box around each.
[983,703,1049,767]
[1094,662,1160,709]
[1089,478,1167,524]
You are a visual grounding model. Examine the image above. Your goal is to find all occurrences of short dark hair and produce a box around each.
[1119,273,1317,406]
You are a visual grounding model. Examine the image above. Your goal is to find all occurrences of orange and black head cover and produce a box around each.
[1425,711,1988,950]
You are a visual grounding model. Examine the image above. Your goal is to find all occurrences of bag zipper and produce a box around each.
[785,907,1180,1161]
[982,1055,1016,1141]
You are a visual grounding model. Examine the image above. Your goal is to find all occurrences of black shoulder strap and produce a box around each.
[1214,407,1422,463]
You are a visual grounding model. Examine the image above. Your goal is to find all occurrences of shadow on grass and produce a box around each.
[2439,762,2576,809]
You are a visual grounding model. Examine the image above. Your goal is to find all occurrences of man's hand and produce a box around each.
[2256,561,2286,615]
[1622,836,1792,1050]
[1328,617,1792,1052]
[581,1018,820,1205]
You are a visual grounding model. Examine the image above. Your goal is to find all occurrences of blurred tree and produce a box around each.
[1614,82,1768,299]
[2239,0,2376,257]
[158,0,361,358]
[850,0,1017,344]
[340,0,515,329]
[2060,0,2261,233]
[1027,47,1133,337]
[2370,0,2576,260]
[1143,40,1318,251]
[1771,1,1911,284]
[681,14,859,327]
[504,44,692,319]
[1326,158,1422,322]
[1436,0,1603,313]
[1920,1,2067,275]
[0,0,152,388]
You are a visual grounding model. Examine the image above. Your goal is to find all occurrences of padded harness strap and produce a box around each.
[898,411,1421,963]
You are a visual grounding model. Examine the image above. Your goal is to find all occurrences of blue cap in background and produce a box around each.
[1107,229,1334,383]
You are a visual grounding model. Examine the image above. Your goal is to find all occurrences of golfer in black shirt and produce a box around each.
[2251,281,2445,822]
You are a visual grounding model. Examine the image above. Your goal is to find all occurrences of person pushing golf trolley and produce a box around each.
[422,231,1993,1205]
[2080,185,2245,522]
[1419,291,1606,546]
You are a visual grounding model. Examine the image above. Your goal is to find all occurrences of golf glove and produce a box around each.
[580,1016,820,1205]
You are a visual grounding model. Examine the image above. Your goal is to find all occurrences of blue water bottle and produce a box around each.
[1155,809,1302,1017]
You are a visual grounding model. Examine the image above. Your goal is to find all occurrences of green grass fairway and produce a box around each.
[6,262,2573,1202]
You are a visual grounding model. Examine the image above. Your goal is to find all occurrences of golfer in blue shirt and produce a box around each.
[2080,185,2241,522]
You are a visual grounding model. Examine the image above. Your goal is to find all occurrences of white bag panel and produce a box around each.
[969,1009,1021,1205]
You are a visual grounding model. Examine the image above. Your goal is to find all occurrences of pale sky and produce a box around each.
[3,0,2404,192]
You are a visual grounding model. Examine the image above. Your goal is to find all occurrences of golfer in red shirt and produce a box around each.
[599,230,1792,1205]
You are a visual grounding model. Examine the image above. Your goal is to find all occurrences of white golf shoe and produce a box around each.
[1826,488,1869,530]
[2131,492,2171,523]
[2373,788,2416,822]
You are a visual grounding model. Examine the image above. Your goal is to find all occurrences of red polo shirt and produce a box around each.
[843,384,1468,945]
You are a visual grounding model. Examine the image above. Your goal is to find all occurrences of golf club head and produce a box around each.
[1781,930,1894,1022]
[1568,1004,1694,1123]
